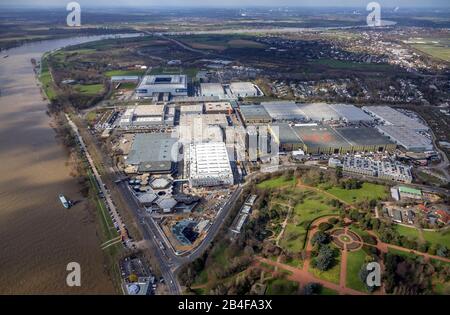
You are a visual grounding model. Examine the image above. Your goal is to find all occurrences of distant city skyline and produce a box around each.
[1,0,449,8]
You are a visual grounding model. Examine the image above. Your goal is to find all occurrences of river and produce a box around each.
[0,34,140,294]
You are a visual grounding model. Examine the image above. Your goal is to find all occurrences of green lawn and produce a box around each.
[412,43,450,62]
[395,225,421,239]
[309,257,341,285]
[387,247,420,260]
[280,189,338,253]
[104,69,146,77]
[320,287,339,295]
[74,84,104,95]
[265,278,299,295]
[395,225,450,248]
[39,57,57,100]
[346,249,368,292]
[325,183,388,204]
[257,176,296,189]
[422,230,450,248]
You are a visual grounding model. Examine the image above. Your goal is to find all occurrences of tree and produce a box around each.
[318,222,333,231]
[311,231,330,246]
[313,244,335,271]
[304,283,322,295]
[437,245,448,258]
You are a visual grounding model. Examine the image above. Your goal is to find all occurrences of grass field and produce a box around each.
[39,57,57,100]
[280,189,339,253]
[325,183,388,204]
[394,225,450,248]
[320,287,339,295]
[346,249,368,292]
[74,84,104,95]
[149,66,198,78]
[265,278,299,295]
[104,69,146,77]
[409,38,450,62]
[256,176,296,189]
[387,247,420,260]
[309,256,341,285]
[422,229,450,248]
[395,225,421,239]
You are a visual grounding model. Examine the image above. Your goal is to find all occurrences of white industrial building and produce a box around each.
[229,82,263,98]
[376,125,433,152]
[185,142,234,187]
[118,104,174,127]
[329,104,374,123]
[262,101,306,121]
[362,106,428,131]
[200,83,227,98]
[179,104,204,115]
[136,75,188,99]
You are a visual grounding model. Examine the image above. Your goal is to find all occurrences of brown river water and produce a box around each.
[0,34,138,294]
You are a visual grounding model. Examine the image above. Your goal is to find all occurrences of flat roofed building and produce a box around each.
[134,104,165,117]
[200,83,227,98]
[204,102,233,114]
[179,104,204,115]
[179,113,228,128]
[185,142,234,187]
[297,103,341,122]
[362,106,428,131]
[127,133,177,173]
[270,123,303,151]
[329,104,374,123]
[337,127,396,152]
[111,76,140,83]
[229,82,263,98]
[239,105,272,125]
[292,125,351,154]
[262,101,306,121]
[136,75,188,98]
[376,125,433,152]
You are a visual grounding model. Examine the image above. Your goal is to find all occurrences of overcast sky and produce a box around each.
[2,0,449,8]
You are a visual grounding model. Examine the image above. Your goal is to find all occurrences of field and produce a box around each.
[256,175,296,189]
[39,57,57,101]
[408,38,450,62]
[265,278,299,295]
[74,84,104,95]
[395,225,450,248]
[422,229,450,248]
[345,249,368,292]
[325,183,388,204]
[104,69,146,77]
[309,256,341,285]
[280,188,339,253]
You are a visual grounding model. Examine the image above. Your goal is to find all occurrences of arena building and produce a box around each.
[135,75,188,99]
